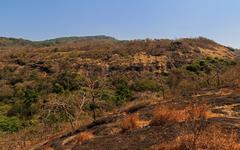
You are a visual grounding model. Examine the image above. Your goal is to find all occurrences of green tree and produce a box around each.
[113,77,132,105]
[55,70,85,91]
[0,115,23,132]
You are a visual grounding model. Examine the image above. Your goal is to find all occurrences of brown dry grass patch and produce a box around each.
[150,104,212,126]
[150,106,188,126]
[119,113,140,131]
[155,126,240,150]
[77,131,94,144]
[119,113,148,131]
[185,103,209,120]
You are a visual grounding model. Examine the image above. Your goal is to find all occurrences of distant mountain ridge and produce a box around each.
[0,35,117,47]
[40,35,117,44]
[0,36,238,61]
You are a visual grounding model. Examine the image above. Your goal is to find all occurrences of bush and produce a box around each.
[151,107,181,126]
[132,78,160,92]
[186,63,201,72]
[23,89,38,107]
[119,113,140,131]
[77,131,94,144]
[55,71,85,91]
[0,84,14,101]
[100,88,117,103]
[185,57,233,73]
[53,83,65,93]
[0,115,23,132]
[43,113,67,125]
[7,102,22,117]
[156,126,240,150]
[113,77,132,105]
[8,89,38,118]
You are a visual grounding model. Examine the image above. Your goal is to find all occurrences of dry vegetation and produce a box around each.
[150,104,210,126]
[77,131,94,144]
[0,36,239,149]
[152,104,240,150]
[119,113,141,131]
[150,107,187,126]
[156,126,240,150]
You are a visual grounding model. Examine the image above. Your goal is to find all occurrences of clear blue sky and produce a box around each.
[0,0,240,47]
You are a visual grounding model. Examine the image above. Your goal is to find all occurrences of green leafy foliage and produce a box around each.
[0,115,23,132]
[100,88,117,103]
[7,89,38,118]
[132,78,160,92]
[113,77,132,105]
[55,71,85,91]
[23,89,38,107]
[186,57,235,73]
[53,83,65,93]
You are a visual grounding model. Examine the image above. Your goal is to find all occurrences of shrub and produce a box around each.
[15,89,39,118]
[150,107,187,126]
[186,63,201,72]
[43,113,67,125]
[155,126,240,150]
[119,113,140,131]
[132,78,160,92]
[150,104,208,126]
[185,57,234,74]
[100,88,117,103]
[7,102,22,117]
[55,71,85,91]
[0,115,23,132]
[0,84,14,101]
[52,83,65,93]
[77,131,94,144]
[185,103,209,121]
[23,89,38,107]
[113,77,132,105]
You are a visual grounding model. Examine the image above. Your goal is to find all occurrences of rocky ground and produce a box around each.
[30,87,240,150]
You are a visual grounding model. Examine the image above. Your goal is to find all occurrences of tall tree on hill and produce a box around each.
[85,67,107,121]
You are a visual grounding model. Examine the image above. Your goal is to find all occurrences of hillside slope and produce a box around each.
[32,87,240,150]
[0,36,239,150]
[0,37,236,75]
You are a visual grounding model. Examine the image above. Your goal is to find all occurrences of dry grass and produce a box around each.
[185,103,209,121]
[150,106,188,126]
[150,104,211,126]
[0,125,67,150]
[61,131,94,146]
[155,126,240,150]
[154,103,240,150]
[77,131,94,144]
[119,113,142,131]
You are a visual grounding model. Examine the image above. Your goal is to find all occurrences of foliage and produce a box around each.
[119,113,140,131]
[186,57,235,73]
[0,36,238,137]
[55,71,85,91]
[100,88,117,103]
[23,89,38,107]
[53,83,65,93]
[132,78,160,92]
[0,84,14,101]
[113,77,132,105]
[0,115,23,132]
[7,89,38,118]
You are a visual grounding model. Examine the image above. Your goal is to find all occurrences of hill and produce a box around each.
[0,36,236,74]
[0,36,239,149]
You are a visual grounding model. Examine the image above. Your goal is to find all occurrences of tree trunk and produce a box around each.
[92,96,96,121]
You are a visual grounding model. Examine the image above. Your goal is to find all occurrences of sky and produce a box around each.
[0,0,240,47]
